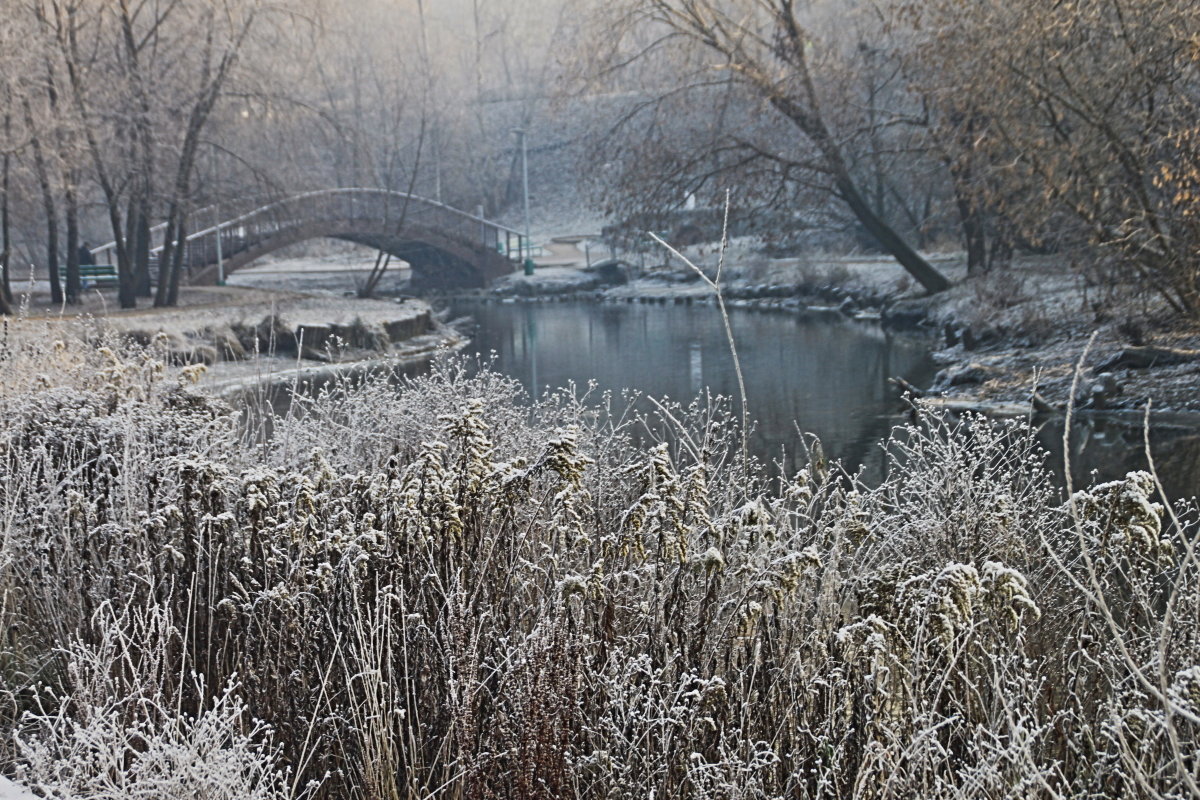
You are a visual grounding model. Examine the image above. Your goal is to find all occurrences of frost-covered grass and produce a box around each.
[0,328,1197,799]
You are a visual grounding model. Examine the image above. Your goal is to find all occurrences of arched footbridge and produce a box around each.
[92,189,527,290]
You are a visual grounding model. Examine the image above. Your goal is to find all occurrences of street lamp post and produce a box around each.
[513,128,533,274]
[214,206,225,286]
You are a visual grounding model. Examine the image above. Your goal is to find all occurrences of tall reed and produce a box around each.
[0,328,1195,799]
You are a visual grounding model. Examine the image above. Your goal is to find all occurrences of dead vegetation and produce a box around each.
[0,330,1197,798]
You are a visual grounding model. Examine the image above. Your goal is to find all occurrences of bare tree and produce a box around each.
[155,2,266,306]
[20,96,63,307]
[0,100,18,316]
[0,15,31,315]
[899,0,1200,309]
[0,122,14,316]
[579,0,952,293]
[32,0,281,308]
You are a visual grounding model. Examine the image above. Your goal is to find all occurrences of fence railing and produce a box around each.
[89,189,526,277]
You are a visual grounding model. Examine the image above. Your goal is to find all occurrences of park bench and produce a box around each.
[79,264,118,289]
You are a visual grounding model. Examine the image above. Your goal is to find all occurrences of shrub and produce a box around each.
[13,602,293,800]
[0,337,1196,799]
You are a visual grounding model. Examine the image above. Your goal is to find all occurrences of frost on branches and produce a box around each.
[0,342,1196,799]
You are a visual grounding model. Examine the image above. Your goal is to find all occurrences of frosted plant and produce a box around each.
[398,438,462,542]
[927,562,982,644]
[440,397,495,498]
[1169,665,1200,719]
[1070,470,1173,568]
[684,462,717,544]
[695,546,726,575]
[2,343,1198,800]
[835,614,911,729]
[870,411,1055,570]
[619,441,688,561]
[528,424,596,550]
[16,683,291,800]
[12,603,292,800]
[979,559,1041,633]
[684,735,779,800]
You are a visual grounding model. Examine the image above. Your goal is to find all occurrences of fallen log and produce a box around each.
[1094,345,1200,372]
[889,376,925,398]
[1031,392,1058,414]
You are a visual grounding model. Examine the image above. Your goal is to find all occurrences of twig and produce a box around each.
[648,190,748,473]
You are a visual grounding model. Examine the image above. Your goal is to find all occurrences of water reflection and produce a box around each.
[447,300,936,478]
[244,298,1200,500]
[447,300,1200,499]
[1038,414,1200,501]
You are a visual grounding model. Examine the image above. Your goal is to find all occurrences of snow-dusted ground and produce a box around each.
[0,778,35,800]
[228,244,412,297]
[11,242,429,339]
[494,237,966,298]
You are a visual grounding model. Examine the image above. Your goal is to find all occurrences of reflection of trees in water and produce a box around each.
[448,301,936,482]
[258,302,1200,501]
[1037,417,1200,501]
[1151,435,1200,500]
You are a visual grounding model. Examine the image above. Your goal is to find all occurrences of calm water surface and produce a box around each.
[447,300,935,479]
[445,299,1200,498]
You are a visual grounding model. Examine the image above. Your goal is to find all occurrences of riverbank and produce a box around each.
[465,240,1200,415]
[9,237,1197,416]
[3,256,463,395]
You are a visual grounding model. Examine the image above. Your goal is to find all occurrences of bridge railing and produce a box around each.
[90,189,526,277]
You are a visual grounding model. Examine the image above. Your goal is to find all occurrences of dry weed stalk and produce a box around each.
[649,191,749,473]
[0,327,1194,798]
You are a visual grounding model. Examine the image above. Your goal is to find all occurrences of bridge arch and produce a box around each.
[95,189,526,290]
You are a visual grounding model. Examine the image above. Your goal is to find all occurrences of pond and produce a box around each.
[444,299,1200,499]
[446,299,932,480]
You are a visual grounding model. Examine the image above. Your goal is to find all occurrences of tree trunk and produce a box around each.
[988,232,1013,270]
[166,217,188,306]
[767,90,952,294]
[954,187,988,275]
[154,212,180,308]
[835,174,951,293]
[155,199,190,308]
[99,194,132,309]
[134,195,153,298]
[156,108,206,307]
[1,111,12,314]
[98,191,131,308]
[55,5,135,308]
[118,195,141,308]
[45,210,62,306]
[56,34,121,308]
[64,183,81,304]
[947,118,990,276]
[154,21,249,307]
[24,100,62,305]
